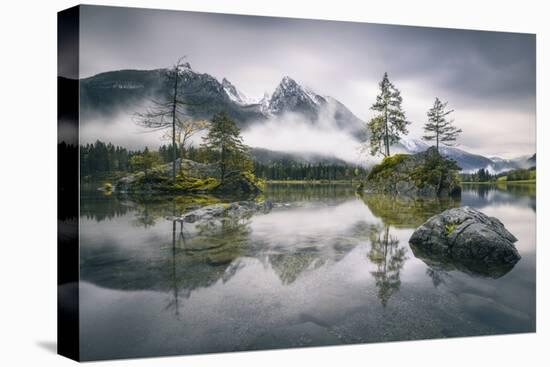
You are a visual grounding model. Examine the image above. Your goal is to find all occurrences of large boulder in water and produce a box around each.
[362,147,461,197]
[409,206,520,277]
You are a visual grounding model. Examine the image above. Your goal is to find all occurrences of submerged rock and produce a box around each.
[363,147,461,197]
[175,200,273,224]
[409,206,520,277]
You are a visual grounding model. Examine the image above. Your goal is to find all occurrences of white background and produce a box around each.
[0,0,548,365]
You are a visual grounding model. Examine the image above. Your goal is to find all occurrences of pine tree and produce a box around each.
[367,72,410,157]
[201,112,250,184]
[423,97,462,152]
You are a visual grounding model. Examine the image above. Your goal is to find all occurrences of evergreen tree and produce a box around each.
[423,97,462,152]
[201,112,250,184]
[367,72,410,157]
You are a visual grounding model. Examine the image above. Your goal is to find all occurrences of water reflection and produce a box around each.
[461,183,536,212]
[368,225,408,306]
[78,182,536,359]
[359,193,460,228]
[81,192,226,223]
[425,267,448,288]
[409,241,517,279]
[262,182,356,203]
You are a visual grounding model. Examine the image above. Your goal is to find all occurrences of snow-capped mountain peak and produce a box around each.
[268,76,327,115]
[398,138,493,172]
[400,138,429,153]
[221,77,250,105]
[176,62,193,75]
[257,91,272,114]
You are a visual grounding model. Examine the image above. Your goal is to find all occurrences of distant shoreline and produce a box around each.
[266,180,358,185]
[461,180,536,185]
[264,179,536,185]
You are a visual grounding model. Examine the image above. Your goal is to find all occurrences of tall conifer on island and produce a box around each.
[201,112,250,185]
[423,97,462,152]
[367,72,410,157]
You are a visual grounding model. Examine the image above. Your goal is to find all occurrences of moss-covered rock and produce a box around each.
[116,169,220,194]
[409,206,520,278]
[115,158,263,195]
[363,147,461,197]
[212,171,265,196]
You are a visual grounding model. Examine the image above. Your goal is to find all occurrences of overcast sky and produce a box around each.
[79,5,536,158]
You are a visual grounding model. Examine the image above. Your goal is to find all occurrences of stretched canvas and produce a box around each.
[58,5,536,362]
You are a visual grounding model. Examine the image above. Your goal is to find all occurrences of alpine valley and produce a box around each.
[78,64,534,173]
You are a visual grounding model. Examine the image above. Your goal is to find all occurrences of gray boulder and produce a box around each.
[409,206,520,277]
[176,200,273,224]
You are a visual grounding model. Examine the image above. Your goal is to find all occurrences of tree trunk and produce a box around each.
[384,105,390,157]
[435,116,440,153]
[171,69,179,182]
[220,143,226,185]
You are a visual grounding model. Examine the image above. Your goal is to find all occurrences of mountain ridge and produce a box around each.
[79,65,533,173]
[80,65,364,137]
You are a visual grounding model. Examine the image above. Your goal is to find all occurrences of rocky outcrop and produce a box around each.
[409,206,520,277]
[177,159,219,178]
[211,171,263,196]
[115,159,263,195]
[174,200,273,224]
[363,147,461,197]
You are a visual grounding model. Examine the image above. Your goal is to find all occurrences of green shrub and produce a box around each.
[368,154,408,180]
[410,154,460,188]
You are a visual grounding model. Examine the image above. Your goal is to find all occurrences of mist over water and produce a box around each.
[80,110,207,150]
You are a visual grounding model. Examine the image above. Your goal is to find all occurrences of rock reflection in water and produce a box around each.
[78,182,536,359]
[410,243,517,279]
[359,193,460,228]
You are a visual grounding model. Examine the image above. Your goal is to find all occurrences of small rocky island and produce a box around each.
[409,206,521,277]
[361,147,461,197]
[115,158,263,196]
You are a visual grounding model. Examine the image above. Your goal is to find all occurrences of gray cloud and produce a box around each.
[79,5,536,158]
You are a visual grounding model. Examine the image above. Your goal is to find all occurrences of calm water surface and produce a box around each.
[78,183,536,360]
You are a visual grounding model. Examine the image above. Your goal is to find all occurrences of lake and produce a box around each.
[78,182,536,360]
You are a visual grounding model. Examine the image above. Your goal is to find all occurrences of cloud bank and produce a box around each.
[78,5,536,158]
[242,113,364,164]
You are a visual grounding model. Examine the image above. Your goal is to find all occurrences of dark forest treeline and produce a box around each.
[460,166,536,183]
[252,161,366,181]
[80,141,186,177]
[80,140,365,181]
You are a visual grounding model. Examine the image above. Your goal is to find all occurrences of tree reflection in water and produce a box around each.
[166,212,253,316]
[367,225,408,307]
[425,267,448,288]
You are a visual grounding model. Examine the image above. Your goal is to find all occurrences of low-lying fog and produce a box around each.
[80,110,367,165]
